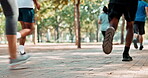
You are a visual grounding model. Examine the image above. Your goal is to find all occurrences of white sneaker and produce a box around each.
[18,45,26,55]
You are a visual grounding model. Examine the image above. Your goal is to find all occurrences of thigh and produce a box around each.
[20,21,34,29]
[24,22,34,29]
[0,0,18,35]
[1,0,18,16]
[108,3,123,22]
[124,5,137,22]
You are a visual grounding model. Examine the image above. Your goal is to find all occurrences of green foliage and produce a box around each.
[0,0,109,42]
[35,0,105,42]
[143,0,148,3]
[80,0,101,33]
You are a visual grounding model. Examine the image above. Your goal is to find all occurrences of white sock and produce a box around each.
[17,32,21,39]
[19,45,25,54]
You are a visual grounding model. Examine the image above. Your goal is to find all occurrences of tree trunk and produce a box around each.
[37,22,40,43]
[74,0,81,48]
[96,20,99,42]
[46,29,50,42]
[33,24,38,44]
[56,25,59,43]
[121,15,125,44]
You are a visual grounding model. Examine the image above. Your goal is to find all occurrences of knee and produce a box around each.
[24,23,35,34]
[30,26,35,34]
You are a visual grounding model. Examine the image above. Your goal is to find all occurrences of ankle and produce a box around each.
[9,57,17,59]
[123,46,130,54]
[140,43,143,46]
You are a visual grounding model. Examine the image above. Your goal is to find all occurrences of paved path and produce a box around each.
[0,43,148,78]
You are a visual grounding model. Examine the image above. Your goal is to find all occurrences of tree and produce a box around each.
[42,0,83,48]
[80,0,101,42]
[74,0,81,48]
[60,5,75,43]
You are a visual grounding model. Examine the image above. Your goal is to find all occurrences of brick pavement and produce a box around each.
[0,43,148,78]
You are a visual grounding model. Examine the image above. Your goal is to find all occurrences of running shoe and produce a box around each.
[133,39,138,49]
[102,27,115,54]
[139,45,143,50]
[9,54,30,68]
[122,55,133,61]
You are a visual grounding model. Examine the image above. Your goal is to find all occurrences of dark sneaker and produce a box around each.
[133,39,138,49]
[9,54,30,68]
[122,55,133,61]
[139,46,143,50]
[102,27,115,54]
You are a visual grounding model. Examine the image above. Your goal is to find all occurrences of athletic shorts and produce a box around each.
[18,8,35,23]
[108,3,137,22]
[134,21,145,35]
[1,0,18,35]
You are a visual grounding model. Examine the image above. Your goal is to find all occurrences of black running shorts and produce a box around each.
[108,3,137,22]
[134,21,145,35]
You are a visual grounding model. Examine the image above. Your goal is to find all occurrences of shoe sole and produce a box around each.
[122,56,133,61]
[122,58,133,61]
[139,46,143,50]
[102,27,115,54]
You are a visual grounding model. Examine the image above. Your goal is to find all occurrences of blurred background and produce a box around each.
[0,0,148,47]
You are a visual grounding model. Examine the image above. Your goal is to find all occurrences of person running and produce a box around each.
[0,0,30,68]
[102,0,138,61]
[98,6,110,38]
[133,0,148,50]
[17,0,40,55]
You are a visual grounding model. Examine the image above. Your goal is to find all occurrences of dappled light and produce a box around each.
[0,44,148,77]
[1,0,148,78]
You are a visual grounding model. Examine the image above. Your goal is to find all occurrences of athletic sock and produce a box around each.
[17,32,21,39]
[19,45,25,54]
[123,46,130,56]
[140,43,143,46]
